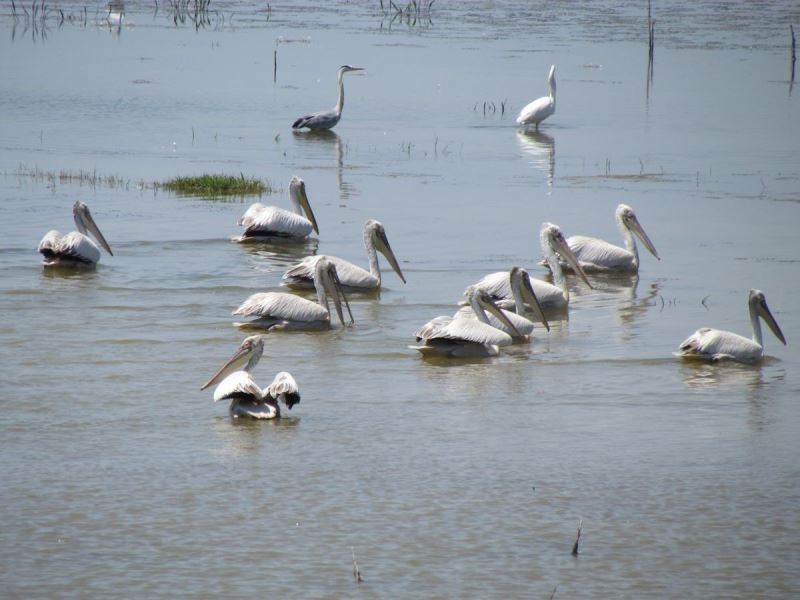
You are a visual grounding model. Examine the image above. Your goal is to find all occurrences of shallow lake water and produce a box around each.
[1,1,800,597]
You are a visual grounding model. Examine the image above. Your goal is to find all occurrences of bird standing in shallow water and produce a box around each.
[516,65,556,129]
[292,65,365,131]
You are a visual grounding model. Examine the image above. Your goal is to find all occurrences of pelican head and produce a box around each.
[749,289,786,346]
[289,176,319,234]
[467,286,524,339]
[509,267,550,331]
[314,257,355,327]
[338,65,365,76]
[617,204,659,260]
[73,201,113,256]
[365,219,406,284]
[541,222,592,288]
[201,335,264,391]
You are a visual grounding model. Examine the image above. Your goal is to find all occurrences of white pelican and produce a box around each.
[282,219,405,291]
[233,257,354,330]
[516,65,556,129]
[38,201,113,267]
[292,65,365,131]
[235,176,319,242]
[411,287,523,358]
[472,223,592,310]
[557,204,660,273]
[201,335,300,419]
[455,267,550,341]
[677,289,786,364]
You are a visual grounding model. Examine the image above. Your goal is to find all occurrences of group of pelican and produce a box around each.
[37,63,786,418]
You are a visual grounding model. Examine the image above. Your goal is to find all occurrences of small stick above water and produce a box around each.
[571,519,582,556]
[352,547,364,583]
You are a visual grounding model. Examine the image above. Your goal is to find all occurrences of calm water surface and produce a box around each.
[1,1,799,598]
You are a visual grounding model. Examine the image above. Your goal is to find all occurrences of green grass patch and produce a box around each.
[161,174,270,197]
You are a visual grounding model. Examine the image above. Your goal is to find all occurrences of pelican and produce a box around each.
[455,267,550,341]
[292,65,365,131]
[38,201,113,267]
[282,219,405,291]
[677,289,786,364]
[558,204,660,273]
[235,176,319,242]
[233,257,354,330]
[200,335,300,419]
[471,223,592,311]
[411,287,523,358]
[516,65,556,129]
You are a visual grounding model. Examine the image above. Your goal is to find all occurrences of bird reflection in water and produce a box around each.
[292,130,356,201]
[516,130,555,187]
[238,237,319,271]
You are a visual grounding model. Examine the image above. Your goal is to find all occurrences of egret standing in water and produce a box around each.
[677,289,786,364]
[516,65,556,129]
[233,257,354,331]
[557,204,660,273]
[38,201,113,267]
[201,336,300,419]
[282,219,405,291]
[235,176,319,242]
[292,65,365,131]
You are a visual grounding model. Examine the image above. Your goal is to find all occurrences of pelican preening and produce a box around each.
[282,219,406,291]
[38,201,113,267]
[472,223,592,311]
[235,176,319,243]
[517,65,556,129]
[201,335,300,419]
[558,204,660,273]
[677,289,786,364]
[233,257,354,331]
[292,65,365,131]
[454,267,550,341]
[411,287,524,358]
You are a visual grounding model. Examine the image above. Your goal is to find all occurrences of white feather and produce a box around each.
[233,292,329,323]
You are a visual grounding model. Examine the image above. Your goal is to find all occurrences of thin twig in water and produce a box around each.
[571,519,582,556]
[549,585,558,600]
[352,547,364,583]
[701,295,709,310]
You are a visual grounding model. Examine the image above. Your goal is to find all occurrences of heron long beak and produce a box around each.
[520,272,550,331]
[480,295,523,339]
[76,203,113,256]
[293,178,319,234]
[629,215,660,260]
[552,234,592,288]
[326,266,355,327]
[200,344,251,391]
[758,301,787,345]
[376,229,406,284]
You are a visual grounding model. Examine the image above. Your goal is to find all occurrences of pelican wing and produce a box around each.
[233,292,328,323]
[283,255,375,289]
[265,371,301,409]
[37,230,62,256]
[213,371,262,402]
[567,235,633,271]
[471,271,564,310]
[677,328,762,363]
[453,306,534,337]
[516,97,554,125]
[47,231,101,264]
[240,205,314,239]
[417,316,513,347]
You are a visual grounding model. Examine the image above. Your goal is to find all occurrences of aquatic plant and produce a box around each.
[161,174,270,197]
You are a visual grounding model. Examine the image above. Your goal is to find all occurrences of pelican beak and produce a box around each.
[758,300,787,345]
[327,265,355,327]
[480,294,523,339]
[292,177,319,235]
[200,343,252,391]
[375,228,406,284]
[520,272,550,331]
[75,202,113,256]
[629,215,660,260]
[553,233,592,289]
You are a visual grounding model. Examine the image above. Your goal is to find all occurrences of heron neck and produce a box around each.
[334,71,345,115]
[749,301,764,347]
[364,230,381,286]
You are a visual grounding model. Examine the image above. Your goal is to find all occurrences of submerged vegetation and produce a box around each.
[160,174,270,196]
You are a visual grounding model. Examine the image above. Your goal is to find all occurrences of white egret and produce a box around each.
[201,335,300,419]
[292,65,365,131]
[677,289,786,364]
[235,176,319,242]
[558,204,660,273]
[38,201,113,267]
[411,287,523,358]
[455,267,550,341]
[472,223,592,310]
[516,65,556,129]
[282,219,405,291]
[233,257,354,331]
